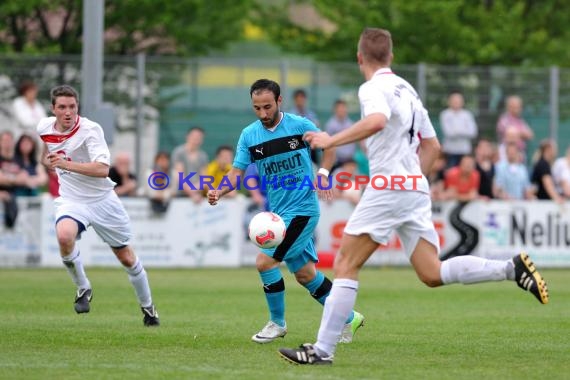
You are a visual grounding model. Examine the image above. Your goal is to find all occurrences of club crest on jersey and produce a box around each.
[288,138,300,150]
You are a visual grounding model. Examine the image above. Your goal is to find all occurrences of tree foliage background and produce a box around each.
[256,0,570,66]
[1,0,569,66]
[0,0,253,55]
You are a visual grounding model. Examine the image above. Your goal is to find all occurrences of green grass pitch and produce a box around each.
[0,267,568,380]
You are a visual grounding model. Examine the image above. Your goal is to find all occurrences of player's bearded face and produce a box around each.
[52,96,78,131]
[252,91,282,128]
[260,107,280,128]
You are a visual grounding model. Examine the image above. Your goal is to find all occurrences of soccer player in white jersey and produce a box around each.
[279,28,548,365]
[39,85,159,326]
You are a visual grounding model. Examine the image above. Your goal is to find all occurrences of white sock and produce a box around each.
[125,258,153,308]
[314,279,358,357]
[61,246,91,289]
[440,256,512,285]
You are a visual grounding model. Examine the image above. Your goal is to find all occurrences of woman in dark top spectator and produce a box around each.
[531,139,562,202]
[14,133,47,196]
[474,139,495,200]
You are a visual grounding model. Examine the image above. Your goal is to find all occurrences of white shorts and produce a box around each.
[54,191,132,248]
[344,190,439,259]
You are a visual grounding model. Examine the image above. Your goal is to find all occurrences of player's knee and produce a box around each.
[417,272,443,288]
[113,246,135,266]
[56,230,76,250]
[294,270,312,285]
[255,253,278,272]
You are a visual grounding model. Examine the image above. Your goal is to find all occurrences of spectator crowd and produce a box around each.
[2,83,569,229]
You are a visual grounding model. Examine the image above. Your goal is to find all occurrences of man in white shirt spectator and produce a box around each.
[439,91,478,168]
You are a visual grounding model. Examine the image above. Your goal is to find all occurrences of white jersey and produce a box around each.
[38,116,115,201]
[359,67,434,194]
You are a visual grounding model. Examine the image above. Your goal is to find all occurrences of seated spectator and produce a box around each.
[109,152,137,197]
[494,143,533,200]
[14,133,47,196]
[474,139,495,200]
[144,151,173,214]
[325,100,355,172]
[332,159,362,206]
[551,145,570,198]
[531,139,562,202]
[439,91,478,168]
[427,152,446,201]
[496,95,534,158]
[172,127,208,202]
[12,80,47,138]
[204,145,235,197]
[443,155,480,201]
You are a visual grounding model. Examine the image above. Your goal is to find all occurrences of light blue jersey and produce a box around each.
[234,112,320,217]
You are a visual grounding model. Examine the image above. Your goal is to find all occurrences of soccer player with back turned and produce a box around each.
[279,28,549,365]
[207,79,364,344]
[39,85,159,326]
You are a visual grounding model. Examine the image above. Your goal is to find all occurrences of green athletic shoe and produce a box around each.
[339,311,365,343]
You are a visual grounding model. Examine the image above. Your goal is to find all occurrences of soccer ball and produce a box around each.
[248,212,286,248]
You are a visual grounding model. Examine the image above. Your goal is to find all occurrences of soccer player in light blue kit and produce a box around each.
[207,79,364,343]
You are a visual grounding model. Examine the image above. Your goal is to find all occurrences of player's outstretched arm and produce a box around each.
[305,113,386,149]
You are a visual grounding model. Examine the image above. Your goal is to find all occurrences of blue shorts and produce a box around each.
[261,214,319,273]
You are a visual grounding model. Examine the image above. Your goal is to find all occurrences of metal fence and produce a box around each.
[1,55,568,177]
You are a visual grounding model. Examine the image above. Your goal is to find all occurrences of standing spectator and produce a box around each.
[108,152,137,197]
[439,91,478,168]
[288,89,321,165]
[203,145,236,197]
[496,95,534,156]
[474,139,495,200]
[444,155,480,201]
[14,133,48,196]
[494,143,533,200]
[552,146,570,198]
[325,100,355,171]
[531,139,562,202]
[12,80,47,137]
[288,89,320,127]
[172,127,208,202]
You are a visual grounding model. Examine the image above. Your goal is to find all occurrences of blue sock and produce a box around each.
[259,268,285,327]
[304,270,354,323]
